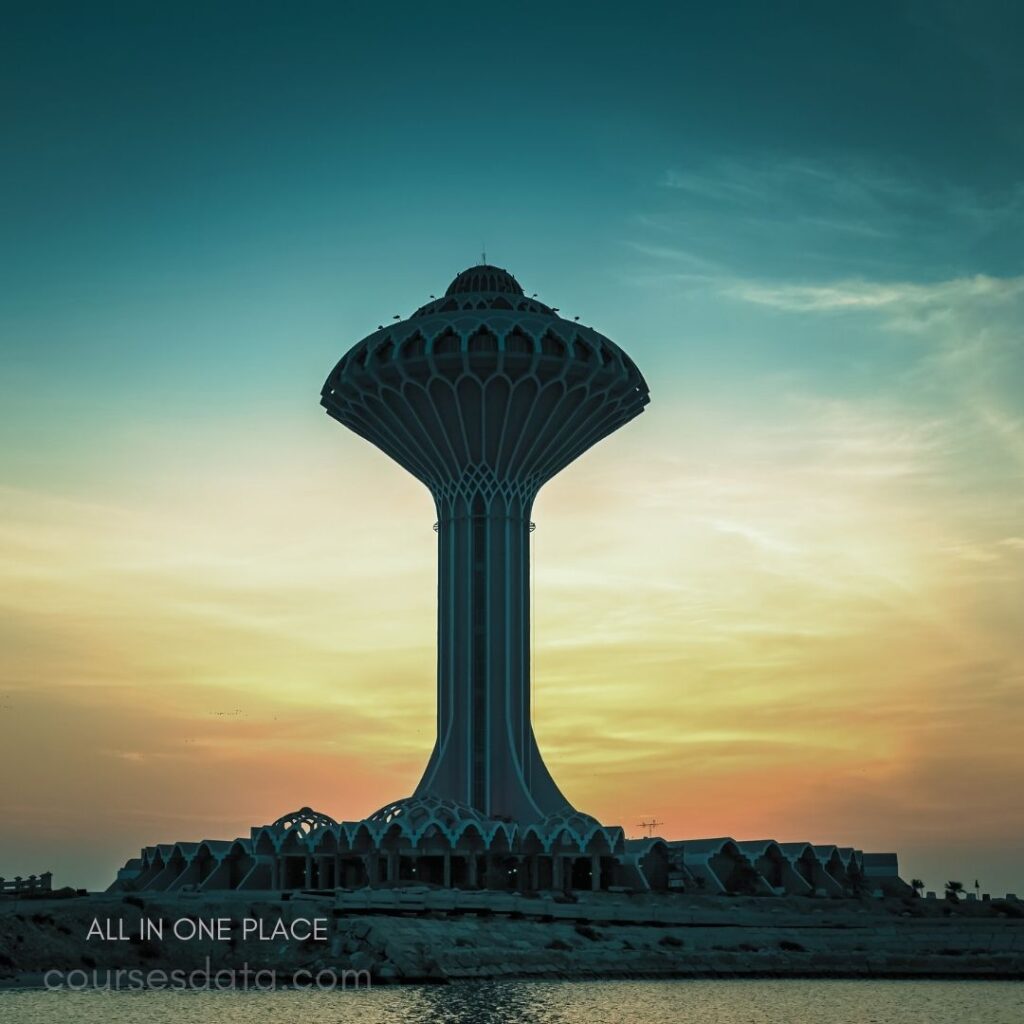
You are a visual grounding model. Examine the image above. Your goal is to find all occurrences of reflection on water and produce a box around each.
[3,979,1024,1024]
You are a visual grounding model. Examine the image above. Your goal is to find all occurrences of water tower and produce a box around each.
[321,265,649,824]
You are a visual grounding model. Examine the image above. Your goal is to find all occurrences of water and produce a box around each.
[2,980,1022,1024]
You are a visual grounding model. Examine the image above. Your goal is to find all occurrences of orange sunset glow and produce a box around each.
[2,3,1022,899]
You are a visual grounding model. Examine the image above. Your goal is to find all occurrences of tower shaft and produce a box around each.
[414,493,568,820]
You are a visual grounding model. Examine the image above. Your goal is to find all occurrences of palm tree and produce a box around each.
[945,880,965,902]
[911,878,925,897]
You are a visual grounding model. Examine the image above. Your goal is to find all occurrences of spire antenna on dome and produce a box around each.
[480,245,486,265]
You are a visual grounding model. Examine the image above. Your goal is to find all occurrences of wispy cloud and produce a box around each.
[641,158,1024,283]
[621,240,725,273]
[724,273,1024,313]
[660,158,1024,234]
[716,268,1024,479]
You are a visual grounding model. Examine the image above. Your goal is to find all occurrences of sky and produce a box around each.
[1,1,1022,894]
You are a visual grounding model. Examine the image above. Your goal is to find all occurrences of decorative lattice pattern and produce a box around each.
[269,807,338,836]
[321,305,649,508]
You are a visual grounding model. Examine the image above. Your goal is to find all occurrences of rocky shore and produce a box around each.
[2,889,1022,986]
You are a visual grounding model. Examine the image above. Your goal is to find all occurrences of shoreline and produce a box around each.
[5,969,1024,989]
[2,890,1022,986]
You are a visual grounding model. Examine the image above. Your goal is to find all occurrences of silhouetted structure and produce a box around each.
[0,872,52,896]
[108,264,908,897]
[320,264,648,823]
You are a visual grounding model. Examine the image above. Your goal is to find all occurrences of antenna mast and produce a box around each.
[637,818,664,838]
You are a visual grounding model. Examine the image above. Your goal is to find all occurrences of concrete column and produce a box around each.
[304,854,313,888]
[443,852,452,888]
[591,854,601,892]
[386,851,398,884]
[334,853,342,889]
[529,856,539,892]
[468,854,478,888]
[553,855,563,890]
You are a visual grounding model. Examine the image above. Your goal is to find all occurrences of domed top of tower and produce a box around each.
[444,264,524,297]
[321,262,651,498]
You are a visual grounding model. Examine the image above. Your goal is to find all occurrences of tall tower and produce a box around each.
[321,265,649,824]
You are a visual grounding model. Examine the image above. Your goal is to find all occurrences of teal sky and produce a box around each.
[2,2,1023,893]
[4,2,1021,425]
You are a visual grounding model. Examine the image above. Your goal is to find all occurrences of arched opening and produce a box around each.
[504,326,532,355]
[226,842,254,889]
[402,333,426,358]
[450,823,485,888]
[638,841,670,892]
[481,829,515,890]
[520,832,547,892]
[711,842,765,895]
[194,844,216,884]
[313,832,338,889]
[150,848,186,891]
[569,856,593,890]
[742,843,787,891]
[583,832,615,891]
[432,328,461,355]
[796,847,817,887]
[278,830,310,890]
[135,848,168,890]
[337,856,368,888]
[379,823,406,885]
[411,824,453,886]
[468,327,498,354]
[540,330,566,357]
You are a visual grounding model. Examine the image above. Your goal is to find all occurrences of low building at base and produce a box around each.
[110,803,908,898]
[107,266,909,900]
